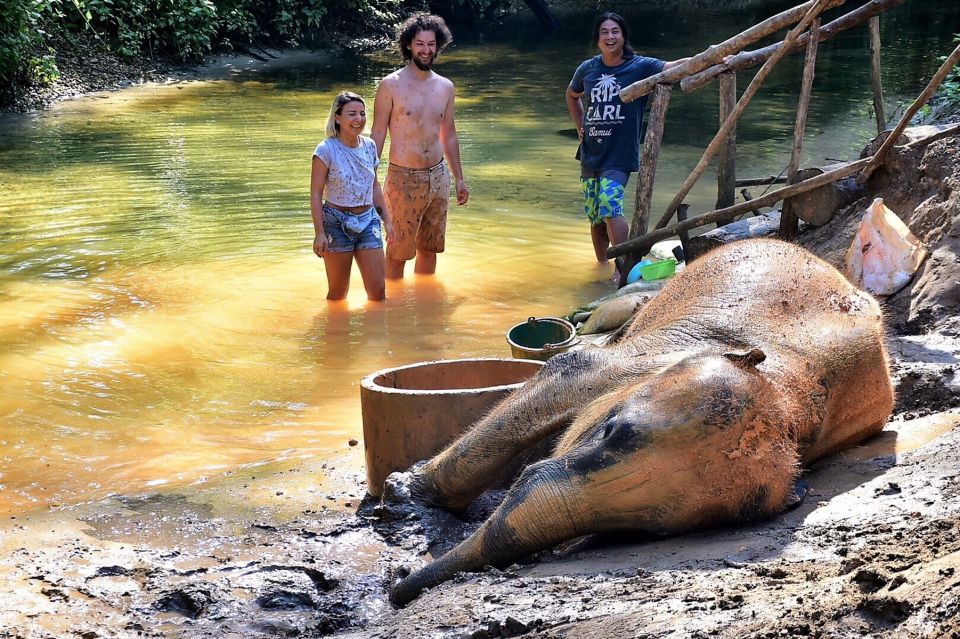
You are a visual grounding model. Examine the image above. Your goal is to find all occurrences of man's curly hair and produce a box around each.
[397,13,453,61]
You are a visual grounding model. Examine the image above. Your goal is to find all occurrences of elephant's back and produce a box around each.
[625,239,883,349]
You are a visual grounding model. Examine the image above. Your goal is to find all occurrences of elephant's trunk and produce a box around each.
[390,460,583,606]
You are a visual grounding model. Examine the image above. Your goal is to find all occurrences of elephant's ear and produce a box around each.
[723,348,766,368]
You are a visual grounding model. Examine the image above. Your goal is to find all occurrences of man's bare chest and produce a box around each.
[392,92,445,126]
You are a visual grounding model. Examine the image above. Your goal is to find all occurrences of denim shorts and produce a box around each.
[322,204,383,253]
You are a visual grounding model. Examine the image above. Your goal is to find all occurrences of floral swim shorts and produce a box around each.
[580,169,631,225]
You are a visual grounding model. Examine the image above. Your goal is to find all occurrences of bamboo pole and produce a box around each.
[779,17,821,241]
[654,0,836,232]
[609,157,871,259]
[716,72,737,221]
[681,0,905,94]
[869,16,886,134]
[858,41,960,185]
[620,0,845,102]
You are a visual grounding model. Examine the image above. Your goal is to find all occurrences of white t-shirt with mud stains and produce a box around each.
[313,136,379,207]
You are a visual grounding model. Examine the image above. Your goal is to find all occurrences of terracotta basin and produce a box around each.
[360,357,543,497]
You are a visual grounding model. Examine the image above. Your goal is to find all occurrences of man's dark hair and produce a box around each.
[592,11,636,58]
[397,13,453,61]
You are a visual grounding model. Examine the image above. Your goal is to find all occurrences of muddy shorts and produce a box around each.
[580,169,630,225]
[322,204,383,253]
[383,160,450,261]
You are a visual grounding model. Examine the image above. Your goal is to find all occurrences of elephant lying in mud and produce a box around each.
[387,238,894,606]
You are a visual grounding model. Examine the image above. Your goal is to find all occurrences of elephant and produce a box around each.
[387,238,894,606]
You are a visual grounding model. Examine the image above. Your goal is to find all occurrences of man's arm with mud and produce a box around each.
[440,81,469,205]
[371,79,392,158]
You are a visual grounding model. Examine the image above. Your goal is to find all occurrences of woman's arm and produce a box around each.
[310,155,330,256]
[373,177,394,245]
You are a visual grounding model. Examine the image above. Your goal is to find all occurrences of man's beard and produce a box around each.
[413,53,436,71]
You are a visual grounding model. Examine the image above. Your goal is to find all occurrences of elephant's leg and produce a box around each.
[409,345,699,509]
[408,348,618,509]
[391,456,587,606]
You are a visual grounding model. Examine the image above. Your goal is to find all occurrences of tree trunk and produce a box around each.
[784,168,864,226]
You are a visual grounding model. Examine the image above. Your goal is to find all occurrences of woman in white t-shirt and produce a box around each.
[310,91,394,301]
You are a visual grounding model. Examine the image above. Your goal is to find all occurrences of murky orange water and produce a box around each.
[3,2,958,517]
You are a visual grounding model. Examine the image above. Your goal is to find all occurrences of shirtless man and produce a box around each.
[371,13,469,279]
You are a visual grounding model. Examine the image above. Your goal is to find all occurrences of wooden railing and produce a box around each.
[607,0,960,283]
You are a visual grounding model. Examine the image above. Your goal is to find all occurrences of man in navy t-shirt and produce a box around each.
[565,11,689,282]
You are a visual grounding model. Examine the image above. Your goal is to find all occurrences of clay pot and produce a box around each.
[360,358,543,496]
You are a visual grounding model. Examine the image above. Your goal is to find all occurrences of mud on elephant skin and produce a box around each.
[384,238,895,606]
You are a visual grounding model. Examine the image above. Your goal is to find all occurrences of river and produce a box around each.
[1,0,957,516]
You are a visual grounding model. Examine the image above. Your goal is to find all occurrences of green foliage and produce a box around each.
[1,0,485,100]
[0,0,59,91]
[915,33,960,125]
[936,35,960,105]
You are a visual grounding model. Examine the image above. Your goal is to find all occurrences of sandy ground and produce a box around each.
[2,65,960,638]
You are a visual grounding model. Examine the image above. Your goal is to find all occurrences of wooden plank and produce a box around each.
[779,17,821,241]
[619,0,846,102]
[681,0,905,94]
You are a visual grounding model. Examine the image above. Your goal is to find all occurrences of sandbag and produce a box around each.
[844,198,927,296]
[578,292,655,335]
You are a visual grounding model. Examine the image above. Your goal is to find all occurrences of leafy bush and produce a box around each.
[1,0,502,101]
[0,0,59,92]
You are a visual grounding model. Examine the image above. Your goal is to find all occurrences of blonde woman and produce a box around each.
[310,91,394,301]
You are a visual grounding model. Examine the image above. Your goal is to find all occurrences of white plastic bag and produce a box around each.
[844,198,927,296]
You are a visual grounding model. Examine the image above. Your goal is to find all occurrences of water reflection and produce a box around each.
[1,0,958,516]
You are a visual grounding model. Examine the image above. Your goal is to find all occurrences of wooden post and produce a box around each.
[619,85,674,289]
[869,16,886,133]
[680,0,905,94]
[654,0,835,232]
[630,85,673,241]
[859,41,960,184]
[716,72,737,225]
[779,17,821,241]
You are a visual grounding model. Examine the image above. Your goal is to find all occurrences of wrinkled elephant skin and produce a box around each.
[388,239,894,606]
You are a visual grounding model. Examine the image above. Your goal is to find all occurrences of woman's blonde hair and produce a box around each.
[325,91,366,139]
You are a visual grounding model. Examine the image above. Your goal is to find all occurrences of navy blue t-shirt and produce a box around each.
[570,54,666,172]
